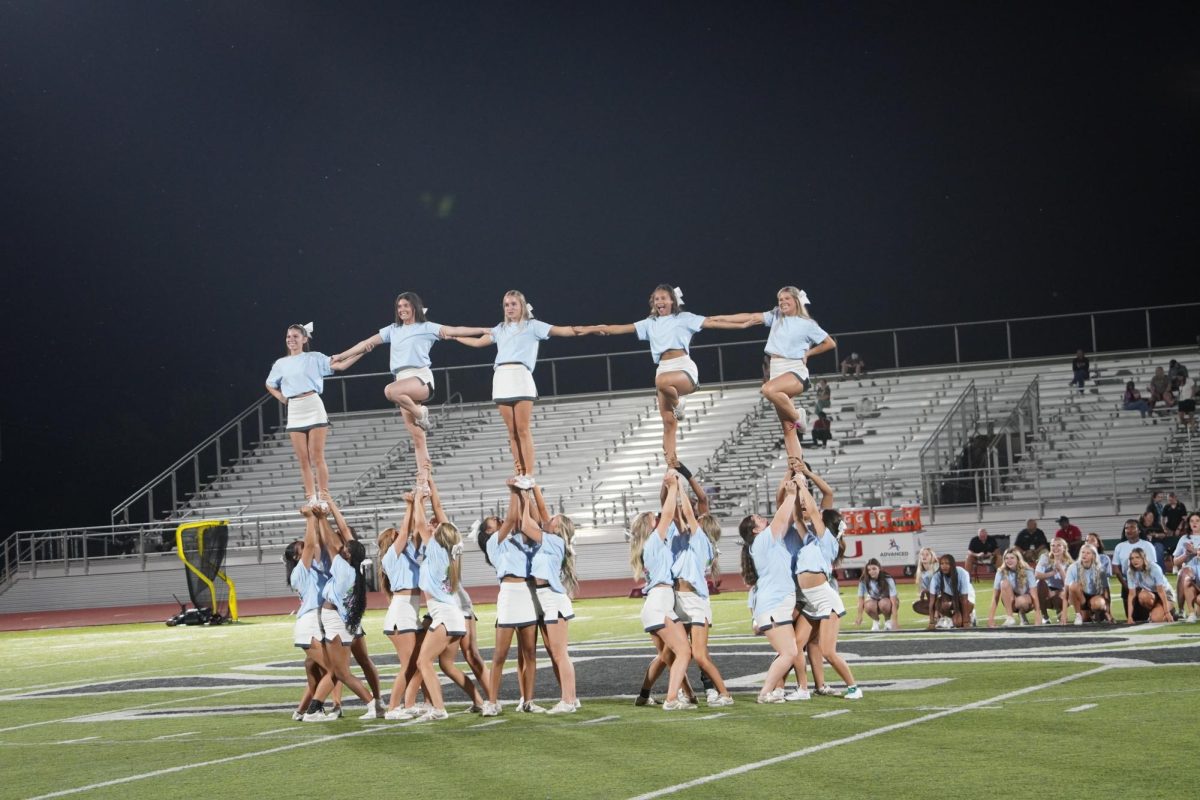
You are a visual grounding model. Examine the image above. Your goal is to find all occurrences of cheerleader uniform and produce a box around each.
[420,540,467,637]
[381,541,424,634]
[1035,554,1069,592]
[490,319,553,403]
[267,351,334,431]
[531,531,575,623]
[761,311,829,386]
[994,567,1036,597]
[1065,561,1109,603]
[634,312,707,388]
[320,554,357,645]
[795,534,843,621]
[858,574,898,603]
[671,529,714,626]
[640,523,681,632]
[929,567,976,605]
[290,561,323,648]
[487,533,540,628]
[379,321,444,391]
[749,524,797,632]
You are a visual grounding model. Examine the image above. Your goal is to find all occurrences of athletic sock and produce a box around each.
[699,671,715,692]
[638,688,651,700]
[305,700,323,714]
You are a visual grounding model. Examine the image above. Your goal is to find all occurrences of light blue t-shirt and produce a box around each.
[379,321,444,372]
[418,540,456,604]
[290,563,321,619]
[642,524,677,587]
[993,567,1035,595]
[531,531,569,595]
[381,542,422,591]
[857,574,897,599]
[1112,540,1157,575]
[634,312,707,363]
[1126,562,1167,592]
[750,526,796,615]
[794,531,831,576]
[492,319,553,372]
[1066,561,1110,596]
[486,533,537,579]
[929,566,973,598]
[670,530,712,599]
[1172,535,1200,560]
[321,555,356,622]
[1035,554,1070,590]
[267,352,333,397]
[761,311,829,360]
[917,570,936,593]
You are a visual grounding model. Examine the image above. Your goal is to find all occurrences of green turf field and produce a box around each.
[2,587,1197,800]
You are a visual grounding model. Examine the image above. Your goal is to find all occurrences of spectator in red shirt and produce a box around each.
[1055,516,1083,559]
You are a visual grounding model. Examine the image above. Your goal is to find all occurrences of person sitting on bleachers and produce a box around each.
[1067,544,1113,624]
[1112,519,1158,621]
[987,548,1042,627]
[964,528,998,574]
[1035,538,1073,624]
[1171,512,1200,623]
[1054,515,1084,559]
[811,411,831,448]
[1014,519,1049,564]
[840,352,865,377]
[1147,367,1176,411]
[1179,383,1197,431]
[1167,359,1189,393]
[814,378,832,415]
[1070,349,1090,394]
[1125,548,1172,624]
[1122,381,1150,418]
[854,558,898,631]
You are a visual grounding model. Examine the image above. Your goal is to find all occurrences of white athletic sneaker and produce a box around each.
[1188,614,1198,624]
[1074,615,1084,627]
[708,694,735,707]
[706,688,719,705]
[515,475,536,490]
[480,702,500,717]
[383,707,408,721]
[794,406,809,434]
[387,706,421,721]
[784,688,812,701]
[815,685,839,697]
[757,688,787,704]
[415,405,433,432]
[884,620,895,631]
[662,699,693,711]
[672,396,687,420]
[360,700,385,720]
[843,686,864,700]
[302,708,335,722]
[546,700,578,715]
[519,701,547,714]
[574,699,582,710]
[414,708,449,723]
[936,617,953,630]
[1002,615,1016,627]
[291,710,303,721]
[328,706,343,720]
[870,620,881,632]
[634,695,659,706]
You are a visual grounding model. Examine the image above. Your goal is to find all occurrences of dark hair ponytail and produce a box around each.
[738,516,758,586]
[344,540,368,632]
[283,541,302,588]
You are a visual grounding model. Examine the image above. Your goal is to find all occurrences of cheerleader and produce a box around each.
[854,559,898,631]
[1125,548,1172,624]
[1034,538,1073,624]
[376,492,425,719]
[332,293,488,486]
[447,290,579,486]
[1170,512,1200,622]
[265,323,366,508]
[927,554,975,630]
[283,506,325,720]
[987,549,1043,627]
[707,287,836,460]
[1066,544,1113,624]
[787,460,842,697]
[575,284,751,467]
[912,547,940,617]
[481,481,542,715]
[629,473,695,709]
[737,478,806,704]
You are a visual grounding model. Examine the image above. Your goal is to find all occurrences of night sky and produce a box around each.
[1,2,1197,537]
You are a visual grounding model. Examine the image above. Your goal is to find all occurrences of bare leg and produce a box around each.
[437,640,479,704]
[761,374,806,460]
[350,635,381,703]
[384,632,417,711]
[686,624,727,696]
[818,614,856,687]
[288,431,316,499]
[400,408,431,480]
[512,400,536,476]
[762,624,799,696]
[655,372,695,466]
[497,404,524,475]
[540,619,577,703]
[415,626,456,710]
[516,624,539,703]
[653,620,693,702]
[313,640,373,704]
[488,625,516,705]
[459,616,491,701]
[305,426,330,496]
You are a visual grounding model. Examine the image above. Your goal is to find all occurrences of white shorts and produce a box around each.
[800,581,845,620]
[320,607,354,645]
[676,591,713,626]
[769,357,811,385]
[656,355,699,388]
[753,595,798,633]
[492,363,538,403]
[455,585,477,620]
[537,586,575,622]
[640,584,680,632]
[293,610,323,648]
[496,581,539,628]
[382,593,422,634]
[393,366,435,392]
[285,393,330,431]
[426,597,467,637]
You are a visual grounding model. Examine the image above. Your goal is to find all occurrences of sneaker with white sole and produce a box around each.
[291,710,303,721]
[514,475,536,490]
[870,620,881,632]
[1073,615,1084,627]
[661,699,693,711]
[415,406,433,432]
[794,407,808,434]
[784,688,812,701]
[467,704,483,714]
[519,701,547,714]
[1002,615,1016,627]
[480,702,500,717]
[884,620,895,631]
[672,396,687,420]
[546,700,578,715]
[705,689,719,705]
[757,688,787,704]
[573,699,582,710]
[843,686,864,700]
[385,706,419,721]
[360,701,386,720]
[302,708,335,722]
[328,706,343,720]
[1188,614,1198,623]
[414,708,449,723]
[634,695,658,706]
[815,685,839,697]
[708,694,735,707]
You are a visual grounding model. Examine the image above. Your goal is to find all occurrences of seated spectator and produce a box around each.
[1124,548,1172,624]
[1014,519,1049,564]
[1167,359,1189,392]
[1146,491,1165,527]
[854,559,898,631]
[964,527,999,574]
[814,378,832,414]
[1180,384,1198,430]
[1171,512,1200,623]
[1035,538,1073,624]
[1147,367,1176,410]
[855,395,877,419]
[1067,544,1113,624]
[811,411,831,447]
[1112,519,1157,620]
[928,554,975,629]
[1162,491,1187,556]
[1054,515,1084,559]
[911,546,939,616]
[1122,381,1151,418]
[987,549,1043,627]
[1070,349,1090,394]
[840,352,866,376]
[1138,509,1167,571]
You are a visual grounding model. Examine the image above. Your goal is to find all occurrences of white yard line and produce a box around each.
[1065,704,1097,713]
[811,709,850,719]
[579,715,621,725]
[152,731,198,740]
[626,665,1113,800]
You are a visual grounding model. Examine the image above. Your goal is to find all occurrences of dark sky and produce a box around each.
[1,1,1197,536]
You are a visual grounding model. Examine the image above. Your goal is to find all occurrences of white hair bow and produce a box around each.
[797,291,811,307]
[358,558,373,577]
[422,307,429,315]
[450,542,464,560]
[526,303,535,319]
[467,518,482,541]
[302,321,315,337]
[673,287,684,307]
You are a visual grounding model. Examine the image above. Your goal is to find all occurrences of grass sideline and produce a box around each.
[1,586,1198,800]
